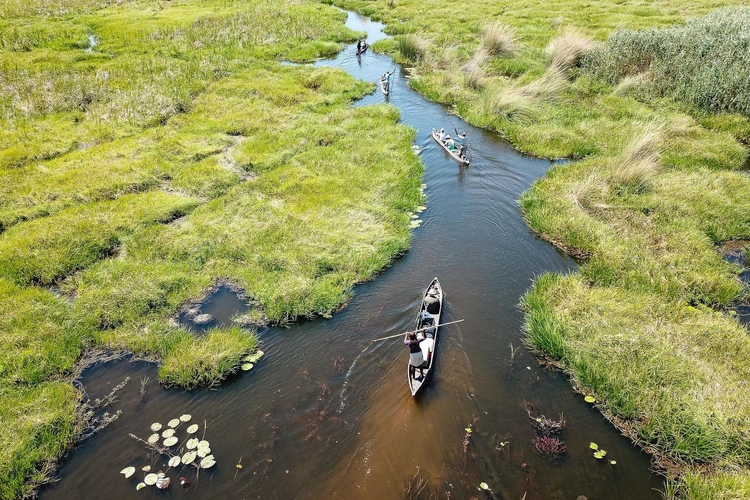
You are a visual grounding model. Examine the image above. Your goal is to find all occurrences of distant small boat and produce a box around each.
[380,76,390,95]
[431,128,469,166]
[407,277,443,397]
[356,43,368,56]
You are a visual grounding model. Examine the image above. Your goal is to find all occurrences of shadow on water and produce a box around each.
[40,9,665,500]
[720,241,750,327]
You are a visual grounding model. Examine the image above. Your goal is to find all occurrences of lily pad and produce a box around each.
[480,482,489,490]
[157,472,165,479]
[198,440,210,449]
[593,451,605,459]
[610,460,617,465]
[141,465,151,472]
[584,395,596,403]
[162,428,175,438]
[200,456,216,468]
[182,451,197,465]
[168,418,180,428]
[187,438,199,449]
[599,449,607,457]
[150,422,162,432]
[409,220,422,229]
[168,456,181,467]
[464,428,472,433]
[163,436,179,447]
[121,466,136,478]
[136,483,146,491]
[589,442,599,450]
[179,414,192,422]
[197,447,211,458]
[144,473,158,485]
[241,363,254,371]
[244,350,264,363]
[187,424,199,434]
[148,434,160,444]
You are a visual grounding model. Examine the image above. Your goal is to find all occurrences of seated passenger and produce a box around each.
[444,135,457,150]
[438,128,446,142]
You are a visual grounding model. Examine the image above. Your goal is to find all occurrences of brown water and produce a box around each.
[39,10,665,500]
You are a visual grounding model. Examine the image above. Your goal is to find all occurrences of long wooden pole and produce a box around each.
[370,319,464,343]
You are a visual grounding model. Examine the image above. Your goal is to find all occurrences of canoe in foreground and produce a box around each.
[431,128,469,166]
[407,277,443,397]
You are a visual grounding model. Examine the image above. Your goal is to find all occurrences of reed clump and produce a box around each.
[481,21,520,57]
[584,7,750,115]
[546,28,593,71]
[396,34,427,62]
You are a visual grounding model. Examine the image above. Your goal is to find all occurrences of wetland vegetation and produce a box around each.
[0,1,423,497]
[3,0,750,498]
[331,0,750,497]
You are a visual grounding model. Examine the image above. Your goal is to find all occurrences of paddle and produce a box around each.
[450,120,467,139]
[370,319,465,343]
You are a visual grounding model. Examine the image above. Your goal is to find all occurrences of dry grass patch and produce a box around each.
[609,122,664,193]
[481,21,520,57]
[488,67,566,120]
[546,28,593,71]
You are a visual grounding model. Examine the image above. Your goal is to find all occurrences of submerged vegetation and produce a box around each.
[0,0,423,496]
[335,0,750,496]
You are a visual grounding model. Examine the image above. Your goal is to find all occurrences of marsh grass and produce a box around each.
[585,7,750,115]
[487,67,566,121]
[481,21,520,57]
[609,122,664,194]
[396,34,426,62]
[158,326,257,388]
[0,2,423,497]
[546,28,593,72]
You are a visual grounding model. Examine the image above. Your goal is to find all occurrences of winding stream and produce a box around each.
[40,11,664,500]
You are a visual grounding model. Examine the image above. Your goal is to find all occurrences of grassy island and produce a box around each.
[0,1,423,497]
[330,0,750,497]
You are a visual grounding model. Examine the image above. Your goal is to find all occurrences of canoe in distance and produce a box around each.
[431,128,469,166]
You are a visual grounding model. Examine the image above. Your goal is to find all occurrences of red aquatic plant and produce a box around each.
[533,436,567,457]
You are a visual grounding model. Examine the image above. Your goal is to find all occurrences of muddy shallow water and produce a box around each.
[40,10,665,500]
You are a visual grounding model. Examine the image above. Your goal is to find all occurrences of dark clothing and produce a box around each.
[405,338,421,353]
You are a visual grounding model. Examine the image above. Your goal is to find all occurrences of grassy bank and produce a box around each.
[0,0,423,496]
[328,0,750,496]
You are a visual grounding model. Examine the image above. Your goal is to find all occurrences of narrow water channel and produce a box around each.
[40,10,664,500]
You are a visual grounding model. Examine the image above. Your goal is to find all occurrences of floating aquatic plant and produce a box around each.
[136,482,146,490]
[187,424,199,434]
[187,438,199,449]
[610,460,617,465]
[151,423,162,432]
[141,465,151,472]
[480,482,489,490]
[168,456,181,467]
[168,418,180,428]
[162,428,175,438]
[144,473,158,485]
[163,436,178,447]
[589,442,599,450]
[180,414,192,422]
[148,433,160,444]
[243,350,264,364]
[584,395,596,403]
[241,363,254,371]
[200,455,216,468]
[533,435,567,457]
[182,451,197,464]
[121,467,135,478]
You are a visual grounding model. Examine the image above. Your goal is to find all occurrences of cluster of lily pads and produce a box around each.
[589,442,616,465]
[120,413,217,490]
[241,349,264,371]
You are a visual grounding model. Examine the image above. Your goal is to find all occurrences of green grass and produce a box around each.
[0,1,423,497]
[330,0,750,496]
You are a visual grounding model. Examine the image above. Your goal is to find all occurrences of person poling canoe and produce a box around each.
[356,39,368,55]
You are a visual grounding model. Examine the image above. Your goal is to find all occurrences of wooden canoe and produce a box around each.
[431,128,469,166]
[380,76,390,95]
[407,277,443,397]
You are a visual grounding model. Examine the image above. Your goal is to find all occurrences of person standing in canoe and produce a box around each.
[383,69,394,92]
[405,332,425,380]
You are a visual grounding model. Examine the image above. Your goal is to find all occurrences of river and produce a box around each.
[39,10,664,500]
